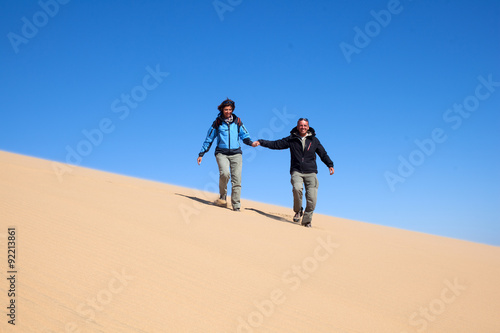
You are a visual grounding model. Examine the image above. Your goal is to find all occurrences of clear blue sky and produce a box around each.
[2,0,499,245]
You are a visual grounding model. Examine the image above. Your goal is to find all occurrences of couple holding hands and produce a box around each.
[197,98,334,228]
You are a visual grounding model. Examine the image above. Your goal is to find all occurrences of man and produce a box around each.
[198,98,256,211]
[253,118,334,227]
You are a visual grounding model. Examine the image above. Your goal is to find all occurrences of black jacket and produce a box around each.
[259,127,334,174]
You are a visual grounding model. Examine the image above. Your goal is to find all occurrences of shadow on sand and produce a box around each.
[175,193,297,225]
[175,193,214,207]
[244,207,296,225]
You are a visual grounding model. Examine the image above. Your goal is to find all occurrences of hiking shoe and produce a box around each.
[302,222,312,228]
[233,208,241,212]
[293,207,303,222]
[214,195,227,207]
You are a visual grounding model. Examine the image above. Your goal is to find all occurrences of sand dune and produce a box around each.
[0,150,499,333]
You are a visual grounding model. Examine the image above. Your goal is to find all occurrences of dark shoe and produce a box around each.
[302,222,312,228]
[293,207,303,222]
[233,208,241,212]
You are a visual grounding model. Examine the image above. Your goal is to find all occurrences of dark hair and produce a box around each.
[218,98,235,112]
[297,118,309,124]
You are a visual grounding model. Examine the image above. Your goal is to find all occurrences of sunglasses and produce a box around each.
[298,118,309,122]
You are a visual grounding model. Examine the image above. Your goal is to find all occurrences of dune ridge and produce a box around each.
[0,150,499,333]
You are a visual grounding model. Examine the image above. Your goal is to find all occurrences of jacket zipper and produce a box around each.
[301,138,305,171]
[227,121,231,152]
[302,138,310,161]
[301,139,312,171]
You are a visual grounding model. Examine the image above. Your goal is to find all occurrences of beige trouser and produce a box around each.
[216,153,243,209]
[291,171,318,224]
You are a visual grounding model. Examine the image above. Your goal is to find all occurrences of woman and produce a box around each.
[197,98,256,211]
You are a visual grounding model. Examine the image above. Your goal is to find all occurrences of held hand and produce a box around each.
[197,156,202,165]
[329,167,334,175]
[252,141,260,147]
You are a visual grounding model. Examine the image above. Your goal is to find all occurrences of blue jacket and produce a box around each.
[199,113,253,157]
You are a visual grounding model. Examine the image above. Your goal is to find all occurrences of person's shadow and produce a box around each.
[244,208,296,225]
[175,193,214,206]
[175,193,297,225]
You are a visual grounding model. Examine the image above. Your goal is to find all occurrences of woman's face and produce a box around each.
[222,106,233,119]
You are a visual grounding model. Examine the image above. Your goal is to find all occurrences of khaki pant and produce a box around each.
[291,171,318,224]
[216,153,243,209]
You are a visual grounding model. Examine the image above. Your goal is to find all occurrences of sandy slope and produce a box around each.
[0,150,499,333]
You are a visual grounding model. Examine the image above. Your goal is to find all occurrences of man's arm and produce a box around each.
[258,136,291,150]
[315,139,334,173]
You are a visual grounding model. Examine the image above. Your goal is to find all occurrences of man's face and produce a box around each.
[297,120,309,136]
[222,106,233,119]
